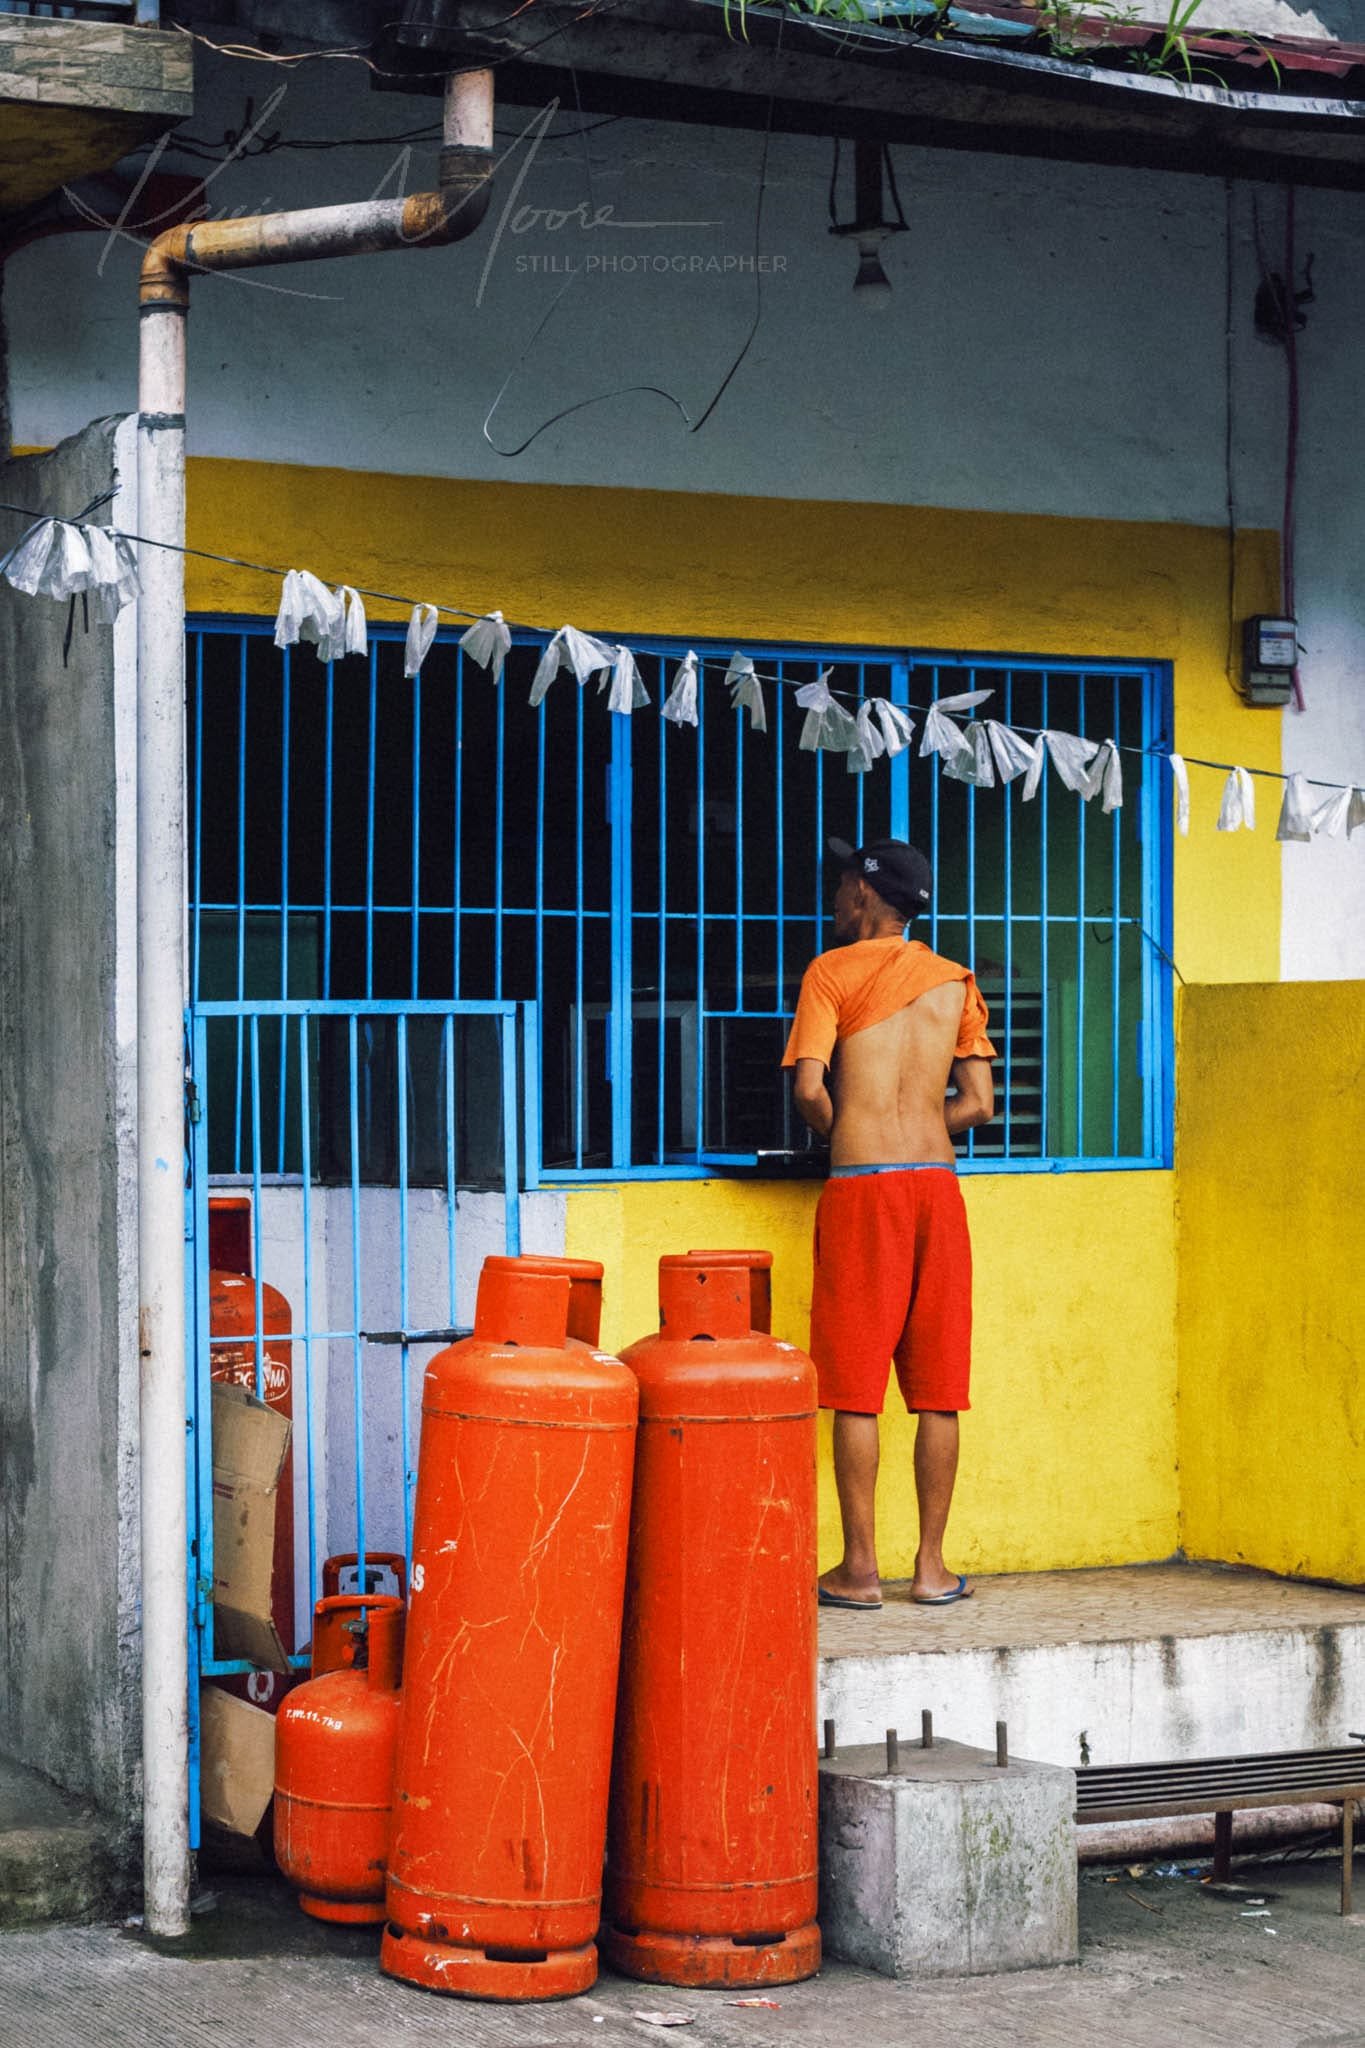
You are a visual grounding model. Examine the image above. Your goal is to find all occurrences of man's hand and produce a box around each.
[945,1056,995,1137]
[792,1057,835,1142]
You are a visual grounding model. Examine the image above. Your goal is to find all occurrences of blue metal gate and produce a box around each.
[184,996,536,1839]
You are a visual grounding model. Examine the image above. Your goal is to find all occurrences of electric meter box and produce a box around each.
[1240,616,1297,706]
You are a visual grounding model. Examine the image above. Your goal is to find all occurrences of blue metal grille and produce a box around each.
[187,620,1172,1177]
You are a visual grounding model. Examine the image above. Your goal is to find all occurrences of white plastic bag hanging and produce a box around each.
[460,610,511,685]
[529,624,614,707]
[986,722,1039,786]
[1310,786,1352,838]
[1039,730,1101,796]
[404,603,439,678]
[725,653,766,733]
[275,570,343,654]
[661,650,701,727]
[605,644,650,715]
[942,721,996,788]
[84,527,141,621]
[1349,789,1365,837]
[1169,754,1190,836]
[1216,767,1256,832]
[872,700,915,757]
[8,518,96,601]
[1080,738,1123,814]
[918,689,992,775]
[1275,772,1315,843]
[796,671,858,753]
[319,586,368,663]
[846,700,885,775]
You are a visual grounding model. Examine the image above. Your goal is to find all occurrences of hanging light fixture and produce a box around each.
[829,138,907,312]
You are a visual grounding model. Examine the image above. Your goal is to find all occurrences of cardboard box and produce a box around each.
[199,1686,276,1838]
[211,1381,292,1673]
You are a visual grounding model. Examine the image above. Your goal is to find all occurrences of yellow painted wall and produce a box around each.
[1177,982,1365,1585]
[173,456,1294,1581]
[182,457,1282,987]
[565,1173,1179,1581]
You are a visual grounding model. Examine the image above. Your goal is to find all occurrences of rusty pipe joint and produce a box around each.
[139,68,494,308]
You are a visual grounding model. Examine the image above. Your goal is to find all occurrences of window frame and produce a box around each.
[186,616,1174,1184]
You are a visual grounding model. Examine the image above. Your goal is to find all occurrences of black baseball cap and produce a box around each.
[828,837,933,921]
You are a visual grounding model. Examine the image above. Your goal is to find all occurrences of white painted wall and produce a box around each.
[7,53,1364,971]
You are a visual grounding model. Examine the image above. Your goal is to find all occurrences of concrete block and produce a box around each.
[819,1736,1077,1977]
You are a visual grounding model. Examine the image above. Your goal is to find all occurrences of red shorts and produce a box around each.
[809,1166,972,1414]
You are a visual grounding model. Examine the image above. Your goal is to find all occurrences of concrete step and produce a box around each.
[816,1560,1365,1770]
[0,1756,118,1927]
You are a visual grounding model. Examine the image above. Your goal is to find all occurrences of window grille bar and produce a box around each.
[500,1015,522,1254]
[735,691,744,1015]
[410,673,422,1002]
[453,654,464,999]
[443,1015,458,1329]
[191,636,204,1005]
[297,1012,319,1609]
[347,1014,367,1577]
[494,655,505,1001]
[536,697,547,1091]
[694,671,705,1159]
[575,685,586,1170]
[234,640,248,1172]
[965,669,978,1164]
[396,1013,414,1556]
[323,662,335,999]
[278,651,292,1174]
[365,651,378,1000]
[249,1017,265,1401]
[1111,672,1122,1158]
[657,695,668,1168]
[1039,669,1051,1154]
[1003,669,1015,1162]
[1076,677,1087,1158]
[610,708,633,1171]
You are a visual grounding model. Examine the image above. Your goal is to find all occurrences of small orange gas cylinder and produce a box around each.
[685,1249,773,1333]
[382,1256,638,2002]
[603,1254,820,1989]
[273,1594,405,1924]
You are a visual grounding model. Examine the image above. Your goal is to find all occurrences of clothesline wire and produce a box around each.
[1,495,1359,796]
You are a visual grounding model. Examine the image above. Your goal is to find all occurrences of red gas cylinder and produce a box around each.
[209,1263,296,1694]
[685,1249,773,1334]
[382,1256,637,2002]
[603,1254,820,1989]
[274,1595,405,1924]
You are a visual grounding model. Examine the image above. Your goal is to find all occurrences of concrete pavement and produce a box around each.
[1,1856,1363,2047]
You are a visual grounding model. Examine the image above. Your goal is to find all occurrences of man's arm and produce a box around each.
[792,1057,834,1142]
[945,1056,995,1136]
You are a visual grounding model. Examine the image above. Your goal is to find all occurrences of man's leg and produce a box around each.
[818,1410,882,1605]
[911,1410,964,1601]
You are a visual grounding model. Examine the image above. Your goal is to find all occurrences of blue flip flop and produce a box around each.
[911,1574,973,1607]
[818,1586,883,1612]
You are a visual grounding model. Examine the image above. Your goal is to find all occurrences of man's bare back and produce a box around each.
[829,981,967,1167]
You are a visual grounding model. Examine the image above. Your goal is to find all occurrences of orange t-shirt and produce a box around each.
[781,938,996,1070]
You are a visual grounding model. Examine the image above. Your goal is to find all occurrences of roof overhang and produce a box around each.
[368,0,1365,189]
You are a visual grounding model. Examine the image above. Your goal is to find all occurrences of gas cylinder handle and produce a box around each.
[321,1551,409,1600]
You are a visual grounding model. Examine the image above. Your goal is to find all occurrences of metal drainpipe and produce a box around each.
[135,69,494,1939]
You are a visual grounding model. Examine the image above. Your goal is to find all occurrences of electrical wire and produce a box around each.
[480,7,786,455]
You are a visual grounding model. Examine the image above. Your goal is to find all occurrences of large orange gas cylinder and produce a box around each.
[382,1256,638,2002]
[603,1254,820,1989]
[273,1594,405,1924]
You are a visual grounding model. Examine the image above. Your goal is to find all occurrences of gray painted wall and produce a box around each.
[0,418,140,1840]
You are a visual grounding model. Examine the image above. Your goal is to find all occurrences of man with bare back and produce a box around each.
[782,839,996,1612]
